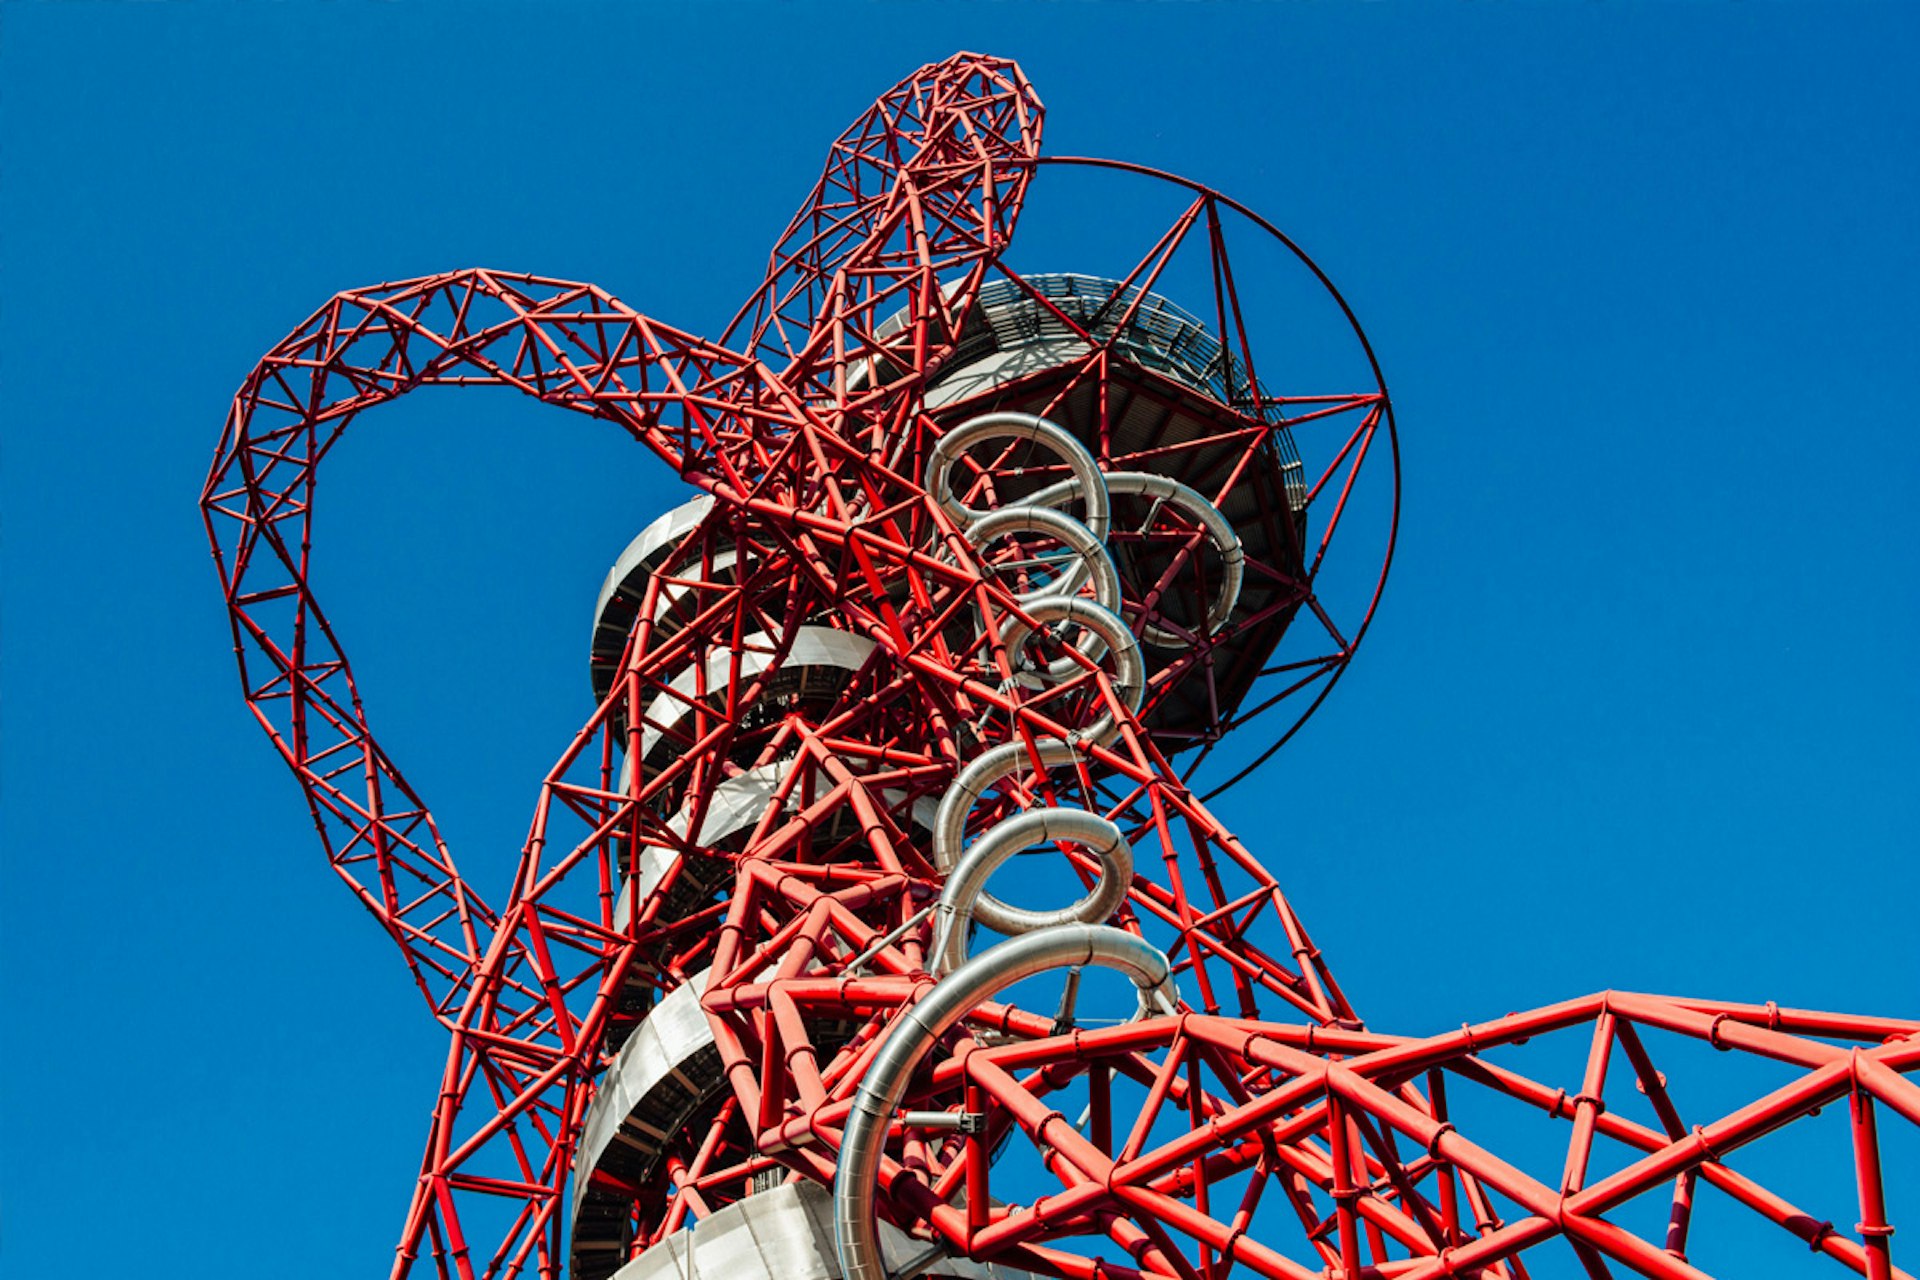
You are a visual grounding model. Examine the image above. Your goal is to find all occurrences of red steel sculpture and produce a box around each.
[205,52,1914,1280]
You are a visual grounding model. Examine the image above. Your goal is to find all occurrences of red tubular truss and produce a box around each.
[204,51,1911,1280]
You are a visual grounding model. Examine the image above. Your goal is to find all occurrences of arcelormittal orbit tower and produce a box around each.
[206,52,1915,1280]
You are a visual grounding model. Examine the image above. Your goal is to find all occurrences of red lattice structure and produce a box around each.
[205,52,1915,1280]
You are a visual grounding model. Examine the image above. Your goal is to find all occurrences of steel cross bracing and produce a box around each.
[203,51,1915,1280]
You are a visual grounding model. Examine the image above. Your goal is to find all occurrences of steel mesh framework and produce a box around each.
[203,51,1914,1280]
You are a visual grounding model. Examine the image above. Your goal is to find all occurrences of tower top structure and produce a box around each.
[205,50,1914,1280]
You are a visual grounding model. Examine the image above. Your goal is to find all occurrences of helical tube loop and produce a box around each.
[999,595,1144,710]
[924,411,1111,540]
[1027,469,1246,647]
[921,413,1148,979]
[930,807,1134,976]
[839,413,1174,1280]
[932,738,1082,872]
[964,504,1121,610]
[833,925,1178,1280]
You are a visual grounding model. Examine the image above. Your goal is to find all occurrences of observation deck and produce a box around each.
[884,274,1310,744]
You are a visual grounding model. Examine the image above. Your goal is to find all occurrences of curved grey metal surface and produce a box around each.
[572,971,724,1277]
[962,274,1229,399]
[613,763,790,932]
[593,495,719,636]
[890,275,1308,740]
[574,972,719,1215]
[863,273,1270,423]
[935,414,1119,690]
[1028,470,1245,648]
[670,762,790,846]
[931,807,1133,975]
[998,596,1144,730]
[592,495,723,708]
[833,926,1178,1280]
[636,627,878,765]
[921,339,1093,413]
[612,759,945,936]
[932,741,1082,871]
[964,505,1119,610]
[923,412,1110,540]
[926,449,1143,947]
[612,1181,1028,1280]
[631,547,742,638]
[931,739,1087,939]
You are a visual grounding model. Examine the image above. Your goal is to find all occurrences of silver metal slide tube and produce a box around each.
[930,807,1134,975]
[833,925,1177,1280]
[1028,470,1245,646]
[924,412,1111,539]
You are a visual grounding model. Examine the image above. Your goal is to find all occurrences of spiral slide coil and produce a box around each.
[830,414,1190,1280]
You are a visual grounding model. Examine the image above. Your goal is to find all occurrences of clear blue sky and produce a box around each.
[2,3,1915,1276]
